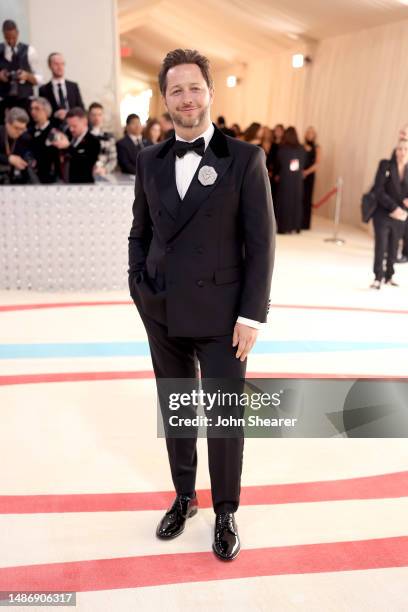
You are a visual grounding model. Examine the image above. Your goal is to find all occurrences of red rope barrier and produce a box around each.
[313,186,338,209]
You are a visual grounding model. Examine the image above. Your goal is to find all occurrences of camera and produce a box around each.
[7,69,19,97]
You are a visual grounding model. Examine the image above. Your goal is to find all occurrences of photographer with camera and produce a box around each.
[88,102,117,178]
[0,20,43,124]
[0,106,34,184]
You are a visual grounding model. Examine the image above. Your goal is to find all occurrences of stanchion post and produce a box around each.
[324,176,345,245]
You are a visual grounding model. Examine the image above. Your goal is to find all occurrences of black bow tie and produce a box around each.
[173,137,205,158]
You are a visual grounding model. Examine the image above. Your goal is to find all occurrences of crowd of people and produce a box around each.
[0,19,173,185]
[215,119,321,233]
[0,18,321,231]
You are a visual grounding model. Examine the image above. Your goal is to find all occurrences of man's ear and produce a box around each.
[161,94,168,111]
[209,87,215,104]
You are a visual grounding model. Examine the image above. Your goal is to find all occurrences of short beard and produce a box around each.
[171,105,209,130]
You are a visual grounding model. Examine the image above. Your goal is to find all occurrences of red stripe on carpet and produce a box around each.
[1,371,407,386]
[0,301,131,312]
[0,471,406,514]
[1,301,408,315]
[0,371,155,385]
[0,536,407,591]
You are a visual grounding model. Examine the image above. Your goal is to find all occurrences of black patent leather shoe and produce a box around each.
[156,494,198,539]
[212,512,241,561]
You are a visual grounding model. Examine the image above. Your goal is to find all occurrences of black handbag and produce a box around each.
[361,162,392,223]
[361,189,377,223]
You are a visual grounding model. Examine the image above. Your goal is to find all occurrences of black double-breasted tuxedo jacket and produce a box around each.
[128,124,275,337]
[374,157,408,218]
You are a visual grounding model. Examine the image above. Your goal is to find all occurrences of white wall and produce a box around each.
[27,0,121,134]
[0,0,29,40]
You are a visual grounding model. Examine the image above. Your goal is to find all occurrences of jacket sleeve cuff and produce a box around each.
[237,316,265,329]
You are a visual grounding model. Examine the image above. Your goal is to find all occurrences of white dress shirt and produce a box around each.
[129,134,143,146]
[174,123,265,330]
[51,78,68,108]
[4,43,43,86]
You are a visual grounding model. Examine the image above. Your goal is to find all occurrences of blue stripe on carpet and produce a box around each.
[0,340,407,359]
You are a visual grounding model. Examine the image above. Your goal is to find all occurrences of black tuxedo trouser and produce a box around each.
[373,214,402,280]
[138,308,246,514]
[401,218,408,257]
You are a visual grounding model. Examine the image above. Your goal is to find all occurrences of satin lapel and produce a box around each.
[154,148,180,220]
[169,146,232,239]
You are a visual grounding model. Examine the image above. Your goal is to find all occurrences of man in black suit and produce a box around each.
[128,49,275,560]
[53,106,99,183]
[39,53,84,129]
[116,113,150,174]
[29,97,60,183]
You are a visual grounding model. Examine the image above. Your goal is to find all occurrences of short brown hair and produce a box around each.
[66,107,87,120]
[158,49,213,96]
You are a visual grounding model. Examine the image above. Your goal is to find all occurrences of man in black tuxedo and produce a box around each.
[53,106,100,183]
[29,97,60,183]
[128,49,275,561]
[116,113,150,174]
[39,53,84,129]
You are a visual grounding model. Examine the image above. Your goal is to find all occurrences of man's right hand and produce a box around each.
[8,155,28,170]
[0,69,8,82]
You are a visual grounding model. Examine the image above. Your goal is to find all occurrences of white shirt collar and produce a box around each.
[175,122,214,150]
[72,130,87,147]
[51,77,66,86]
[35,120,50,131]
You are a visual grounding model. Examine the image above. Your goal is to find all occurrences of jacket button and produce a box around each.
[166,246,173,253]
[197,280,204,287]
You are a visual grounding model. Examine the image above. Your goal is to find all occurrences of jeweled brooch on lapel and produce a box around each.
[198,165,217,186]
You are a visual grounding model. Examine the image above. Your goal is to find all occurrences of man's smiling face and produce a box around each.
[163,63,213,131]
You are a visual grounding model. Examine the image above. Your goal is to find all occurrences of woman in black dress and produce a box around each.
[302,126,321,229]
[370,140,408,289]
[274,126,306,234]
[266,124,284,201]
